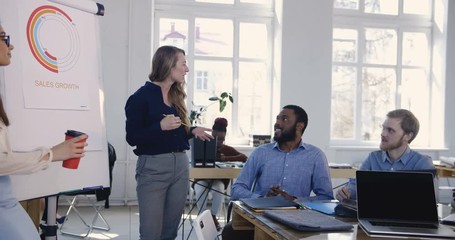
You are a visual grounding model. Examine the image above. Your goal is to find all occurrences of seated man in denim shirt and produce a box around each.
[336,109,435,201]
[222,105,334,240]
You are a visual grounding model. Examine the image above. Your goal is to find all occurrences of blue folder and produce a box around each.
[302,202,338,215]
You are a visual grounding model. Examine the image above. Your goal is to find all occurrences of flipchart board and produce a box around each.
[0,0,109,201]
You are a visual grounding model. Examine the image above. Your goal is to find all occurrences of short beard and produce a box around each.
[274,124,297,143]
[380,134,406,151]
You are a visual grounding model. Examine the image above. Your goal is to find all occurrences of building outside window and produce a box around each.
[196,71,209,91]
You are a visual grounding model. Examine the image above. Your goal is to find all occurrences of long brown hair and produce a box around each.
[0,96,9,126]
[0,21,10,126]
[148,46,189,132]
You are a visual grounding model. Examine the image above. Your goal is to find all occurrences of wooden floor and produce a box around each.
[53,203,224,240]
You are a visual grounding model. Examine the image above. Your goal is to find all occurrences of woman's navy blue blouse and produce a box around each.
[125,81,192,156]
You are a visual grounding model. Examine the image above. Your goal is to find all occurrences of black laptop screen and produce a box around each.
[356,170,438,223]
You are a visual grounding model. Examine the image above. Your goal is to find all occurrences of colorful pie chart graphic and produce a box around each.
[26,5,80,73]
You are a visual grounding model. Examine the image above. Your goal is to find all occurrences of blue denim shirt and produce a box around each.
[231,141,334,201]
[348,148,436,200]
[360,147,435,171]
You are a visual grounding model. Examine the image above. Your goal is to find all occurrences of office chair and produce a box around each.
[59,143,116,238]
[190,179,229,226]
[97,142,117,208]
[193,209,221,240]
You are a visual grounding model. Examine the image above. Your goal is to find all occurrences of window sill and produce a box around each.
[329,145,448,151]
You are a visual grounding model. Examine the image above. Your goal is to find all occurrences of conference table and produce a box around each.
[231,201,455,240]
[189,165,455,180]
[189,166,357,179]
[435,165,455,178]
[189,167,242,179]
[186,166,358,238]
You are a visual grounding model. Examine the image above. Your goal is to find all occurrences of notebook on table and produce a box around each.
[240,195,300,212]
[356,170,455,239]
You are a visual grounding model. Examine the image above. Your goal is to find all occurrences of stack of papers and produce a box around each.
[440,156,455,167]
[328,163,352,169]
[215,161,244,168]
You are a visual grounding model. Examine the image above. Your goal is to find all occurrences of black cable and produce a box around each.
[191,179,232,197]
[180,179,216,240]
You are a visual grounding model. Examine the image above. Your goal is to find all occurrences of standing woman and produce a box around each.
[125,45,212,240]
[0,22,88,239]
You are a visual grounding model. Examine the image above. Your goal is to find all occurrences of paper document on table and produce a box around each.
[216,161,244,168]
[440,156,455,167]
[328,163,352,169]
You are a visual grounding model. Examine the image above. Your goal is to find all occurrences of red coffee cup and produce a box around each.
[62,130,86,169]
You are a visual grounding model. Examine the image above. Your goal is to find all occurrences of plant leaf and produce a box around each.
[229,95,234,103]
[209,96,219,101]
[220,92,229,99]
[220,100,227,112]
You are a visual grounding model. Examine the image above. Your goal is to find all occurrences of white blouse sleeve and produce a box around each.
[0,125,52,176]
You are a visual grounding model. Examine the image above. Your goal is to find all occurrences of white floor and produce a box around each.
[49,179,454,240]
[53,203,224,240]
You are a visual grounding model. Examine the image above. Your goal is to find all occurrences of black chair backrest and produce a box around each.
[94,142,117,202]
[108,142,116,168]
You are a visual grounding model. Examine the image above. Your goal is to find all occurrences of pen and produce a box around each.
[162,114,189,127]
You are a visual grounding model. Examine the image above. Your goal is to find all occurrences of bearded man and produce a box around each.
[221,104,333,240]
[336,109,435,201]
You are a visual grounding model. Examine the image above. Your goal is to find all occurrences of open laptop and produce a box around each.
[356,170,455,239]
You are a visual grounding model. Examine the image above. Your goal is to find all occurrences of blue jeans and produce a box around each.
[0,176,40,240]
[136,152,189,240]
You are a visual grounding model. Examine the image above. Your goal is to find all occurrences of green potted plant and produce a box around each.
[189,92,233,125]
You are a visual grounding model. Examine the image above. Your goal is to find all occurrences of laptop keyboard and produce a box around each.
[371,221,437,229]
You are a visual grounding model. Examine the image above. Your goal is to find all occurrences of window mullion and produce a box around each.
[187,17,196,109]
[396,28,403,108]
[356,26,365,143]
[232,18,240,137]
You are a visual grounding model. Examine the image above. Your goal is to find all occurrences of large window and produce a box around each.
[331,0,435,147]
[155,0,274,144]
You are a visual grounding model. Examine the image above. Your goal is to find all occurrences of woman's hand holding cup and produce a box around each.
[52,130,88,169]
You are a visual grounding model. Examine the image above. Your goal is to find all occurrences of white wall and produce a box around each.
[444,1,455,158]
[97,0,455,205]
[279,0,333,157]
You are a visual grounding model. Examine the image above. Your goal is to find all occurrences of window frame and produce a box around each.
[154,0,275,145]
[331,0,438,147]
